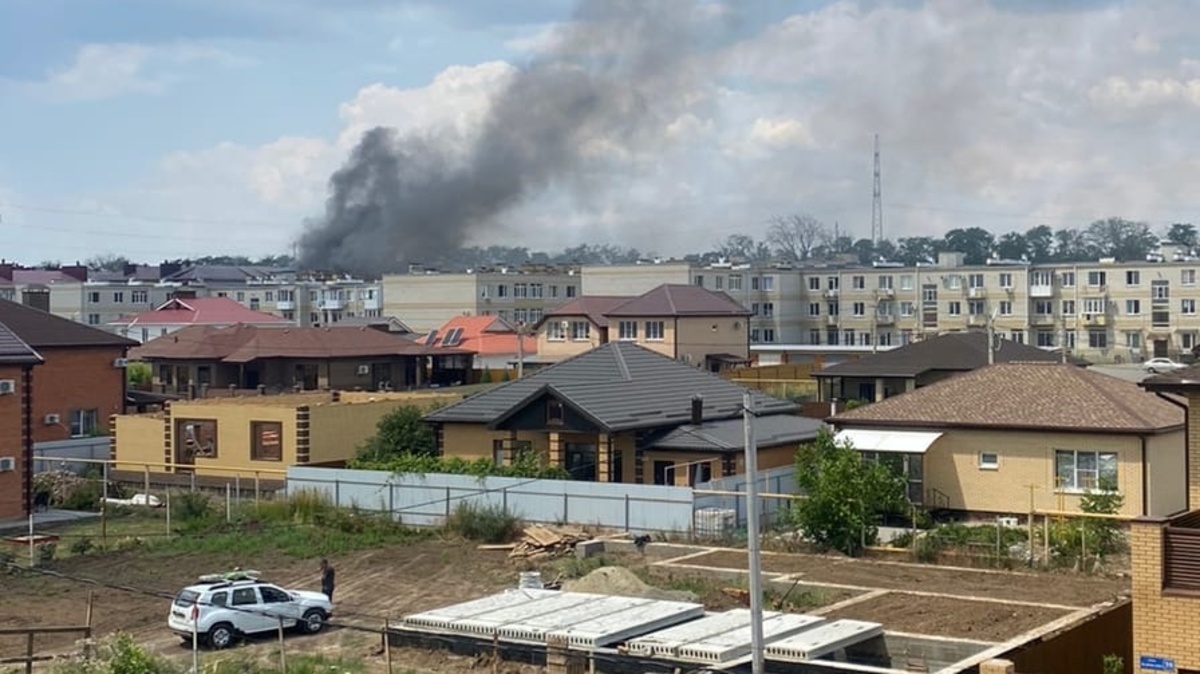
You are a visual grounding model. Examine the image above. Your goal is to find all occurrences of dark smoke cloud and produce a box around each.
[297,0,713,276]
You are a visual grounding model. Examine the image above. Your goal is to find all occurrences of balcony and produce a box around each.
[275,300,296,310]
[875,313,895,325]
[1084,314,1107,326]
[826,315,838,326]
[363,298,382,311]
[1031,314,1055,326]
[967,287,986,299]
[1030,284,1054,298]
[823,289,839,299]
[875,287,894,298]
[968,315,988,327]
[318,298,345,310]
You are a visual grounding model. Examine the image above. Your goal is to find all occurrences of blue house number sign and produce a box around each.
[1140,656,1176,672]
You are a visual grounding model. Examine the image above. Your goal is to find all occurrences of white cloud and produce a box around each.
[1089,76,1200,110]
[32,42,250,102]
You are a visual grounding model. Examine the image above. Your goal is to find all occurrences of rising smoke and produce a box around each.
[296,0,715,276]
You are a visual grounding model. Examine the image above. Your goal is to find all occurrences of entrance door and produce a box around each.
[295,363,319,390]
[1154,339,1169,358]
[565,443,597,481]
[371,363,391,390]
[653,460,673,486]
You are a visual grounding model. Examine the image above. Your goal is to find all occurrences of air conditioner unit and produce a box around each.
[997,516,1020,528]
[44,413,61,425]
[357,365,371,376]
[0,380,14,395]
[0,457,14,472]
[112,358,129,368]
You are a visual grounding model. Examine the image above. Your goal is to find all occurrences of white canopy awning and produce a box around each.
[834,429,943,454]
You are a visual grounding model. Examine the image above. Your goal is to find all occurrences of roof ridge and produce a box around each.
[1078,366,1159,427]
[613,342,632,381]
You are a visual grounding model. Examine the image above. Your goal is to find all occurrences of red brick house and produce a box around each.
[0,321,42,520]
[0,300,136,443]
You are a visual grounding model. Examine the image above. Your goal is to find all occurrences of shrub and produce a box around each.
[69,537,95,556]
[50,632,180,674]
[171,490,211,522]
[445,502,522,543]
[36,542,57,566]
[354,404,438,463]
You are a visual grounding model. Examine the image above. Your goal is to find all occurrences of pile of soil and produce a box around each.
[563,566,697,602]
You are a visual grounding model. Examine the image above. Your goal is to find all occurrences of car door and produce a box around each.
[229,586,273,634]
[258,585,300,627]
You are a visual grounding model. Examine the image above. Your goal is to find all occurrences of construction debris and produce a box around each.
[506,525,591,560]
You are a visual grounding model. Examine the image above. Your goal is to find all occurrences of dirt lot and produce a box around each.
[820,593,1070,642]
[675,549,1129,607]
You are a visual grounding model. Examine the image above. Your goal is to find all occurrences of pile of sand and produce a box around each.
[563,567,697,602]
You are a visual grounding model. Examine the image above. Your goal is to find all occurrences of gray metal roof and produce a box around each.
[0,320,43,365]
[425,341,796,431]
[650,414,825,451]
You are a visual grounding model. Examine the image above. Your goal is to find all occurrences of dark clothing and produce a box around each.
[321,567,335,601]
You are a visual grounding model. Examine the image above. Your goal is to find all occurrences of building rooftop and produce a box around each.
[0,299,136,349]
[650,414,824,451]
[814,331,1077,379]
[832,361,1183,434]
[543,296,633,328]
[110,297,293,327]
[0,321,43,365]
[419,316,536,355]
[605,284,751,318]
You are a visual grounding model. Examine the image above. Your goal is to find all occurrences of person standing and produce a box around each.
[320,559,336,601]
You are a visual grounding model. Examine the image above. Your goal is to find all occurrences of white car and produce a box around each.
[167,571,332,649]
[1144,358,1188,374]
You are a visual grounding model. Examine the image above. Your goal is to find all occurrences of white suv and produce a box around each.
[168,571,333,649]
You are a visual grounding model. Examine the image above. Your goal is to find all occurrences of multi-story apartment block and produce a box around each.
[381,265,582,332]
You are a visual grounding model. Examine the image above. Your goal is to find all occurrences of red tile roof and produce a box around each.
[418,316,536,356]
[543,296,634,328]
[110,297,291,327]
[130,324,473,362]
[605,284,750,317]
[833,362,1183,434]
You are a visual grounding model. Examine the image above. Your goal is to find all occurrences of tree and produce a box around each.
[1084,217,1157,261]
[1167,223,1198,250]
[850,238,876,265]
[766,214,829,261]
[714,234,769,261]
[1024,225,1054,262]
[792,430,908,556]
[873,238,898,262]
[85,253,132,272]
[896,236,938,266]
[994,232,1028,261]
[943,227,995,265]
[355,405,438,463]
[1052,228,1091,262]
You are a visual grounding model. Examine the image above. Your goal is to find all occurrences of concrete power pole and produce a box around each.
[742,391,765,674]
[987,307,999,365]
[871,134,883,247]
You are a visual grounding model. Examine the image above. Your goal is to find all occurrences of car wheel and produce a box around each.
[301,609,326,635]
[207,623,236,650]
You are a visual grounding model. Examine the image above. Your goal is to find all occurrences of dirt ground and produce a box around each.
[676,549,1129,607]
[820,593,1070,642]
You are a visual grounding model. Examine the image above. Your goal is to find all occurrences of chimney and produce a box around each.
[690,395,703,426]
[61,264,89,282]
[21,289,50,312]
[0,262,12,282]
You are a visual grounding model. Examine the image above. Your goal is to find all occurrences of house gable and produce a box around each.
[488,387,604,433]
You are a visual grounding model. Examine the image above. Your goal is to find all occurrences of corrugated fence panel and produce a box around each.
[286,467,695,533]
[33,437,111,473]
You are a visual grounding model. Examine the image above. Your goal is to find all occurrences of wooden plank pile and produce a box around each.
[477,525,591,560]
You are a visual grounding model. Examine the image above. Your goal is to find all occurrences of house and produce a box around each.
[0,299,137,443]
[129,323,475,396]
[0,322,42,520]
[812,330,1077,403]
[829,362,1184,516]
[1132,367,1200,670]
[417,316,537,371]
[108,295,293,343]
[535,284,751,372]
[331,315,415,335]
[424,341,823,485]
[112,390,465,480]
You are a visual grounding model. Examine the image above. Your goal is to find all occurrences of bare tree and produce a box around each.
[766,214,829,261]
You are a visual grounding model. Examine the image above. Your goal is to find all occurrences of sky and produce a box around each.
[2,0,1199,265]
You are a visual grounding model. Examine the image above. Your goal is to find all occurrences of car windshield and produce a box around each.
[173,590,201,608]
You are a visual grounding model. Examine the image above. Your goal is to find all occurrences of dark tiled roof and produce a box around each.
[0,299,136,349]
[164,265,291,283]
[543,296,633,328]
[425,341,795,432]
[813,331,1065,379]
[832,362,1182,434]
[605,284,751,317]
[650,414,824,451]
[0,321,42,365]
[130,324,473,362]
[1143,364,1200,391]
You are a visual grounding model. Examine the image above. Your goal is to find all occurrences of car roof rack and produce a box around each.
[198,569,262,583]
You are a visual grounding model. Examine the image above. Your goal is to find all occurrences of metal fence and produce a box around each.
[692,465,799,531]
[287,466,697,534]
[32,438,110,474]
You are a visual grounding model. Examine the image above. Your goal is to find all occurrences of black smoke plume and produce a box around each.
[296,0,711,276]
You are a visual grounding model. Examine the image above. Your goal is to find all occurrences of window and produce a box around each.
[761,276,774,291]
[750,328,760,343]
[549,285,559,298]
[808,303,820,317]
[808,329,821,345]
[729,275,742,291]
[1031,270,1052,287]
[264,291,274,302]
[618,320,638,340]
[87,314,100,325]
[899,301,915,316]
[1153,280,1170,300]
[1034,300,1053,315]
[762,302,774,317]
[968,300,985,316]
[1088,330,1107,348]
[496,285,509,298]
[1184,299,1197,315]
[1126,332,1141,348]
[251,421,283,461]
[808,277,821,290]
[1185,333,1199,351]
[948,301,961,316]
[88,291,100,303]
[693,275,704,287]
[761,328,776,343]
[1009,330,1025,343]
[1036,331,1055,347]
[513,309,528,324]
[714,276,723,290]
[878,275,893,290]
[644,320,665,341]
[128,290,147,303]
[979,452,999,470]
[853,302,866,317]
[1064,330,1076,348]
[857,332,871,346]
[210,591,228,607]
[260,586,290,603]
[566,286,577,298]
[999,301,1012,316]
[1083,298,1105,315]
[842,329,855,344]
[177,419,218,459]
[827,302,839,316]
[1087,271,1106,287]
[546,322,565,341]
[878,331,894,346]
[231,588,257,606]
[1125,299,1141,315]
[945,275,962,290]
[530,309,543,323]
[752,303,760,315]
[1055,450,1118,491]
[1061,271,1076,287]
[69,408,98,437]
[999,273,1013,288]
[1125,270,1140,286]
[827,277,839,290]
[1062,300,1076,316]
[852,276,865,289]
[877,301,893,316]
[570,321,590,341]
[1184,269,1197,286]
[112,291,124,303]
[546,399,564,426]
[236,291,245,302]
[899,275,914,290]
[968,273,984,288]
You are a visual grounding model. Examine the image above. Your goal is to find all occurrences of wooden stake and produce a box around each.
[25,632,33,674]
[384,618,393,674]
[277,617,287,673]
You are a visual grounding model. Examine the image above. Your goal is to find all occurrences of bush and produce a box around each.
[354,404,439,462]
[171,490,211,522]
[36,542,57,566]
[69,537,95,556]
[445,502,522,543]
[50,632,180,674]
[349,451,570,479]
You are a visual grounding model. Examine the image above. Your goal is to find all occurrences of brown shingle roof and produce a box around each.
[129,323,473,362]
[814,331,1067,379]
[0,299,136,349]
[542,296,633,328]
[831,362,1183,434]
[0,321,42,365]
[605,284,751,317]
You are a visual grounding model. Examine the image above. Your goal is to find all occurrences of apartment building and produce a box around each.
[381,265,583,332]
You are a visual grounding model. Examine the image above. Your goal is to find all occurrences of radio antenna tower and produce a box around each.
[871,133,883,247]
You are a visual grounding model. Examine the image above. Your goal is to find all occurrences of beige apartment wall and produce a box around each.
[381,274,478,332]
[674,316,749,362]
[1145,430,1187,516]
[581,263,692,295]
[919,428,1146,517]
[536,316,605,361]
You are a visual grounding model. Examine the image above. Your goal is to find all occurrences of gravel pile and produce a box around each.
[563,567,697,602]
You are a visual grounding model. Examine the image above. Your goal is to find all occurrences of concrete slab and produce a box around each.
[764,619,884,662]
[626,609,767,658]
[674,613,827,665]
[402,589,559,632]
[547,599,706,649]
[452,593,600,638]
[495,595,653,643]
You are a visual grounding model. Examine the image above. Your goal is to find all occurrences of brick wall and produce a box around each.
[0,364,28,519]
[1188,392,1200,510]
[1131,517,1200,669]
[30,346,125,444]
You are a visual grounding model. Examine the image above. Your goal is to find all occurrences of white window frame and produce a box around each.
[1183,269,1197,287]
[617,320,637,341]
[999,301,1013,316]
[978,452,999,470]
[645,321,665,341]
[1055,449,1118,493]
[570,321,590,341]
[999,273,1013,289]
[546,322,565,341]
[1184,299,1197,316]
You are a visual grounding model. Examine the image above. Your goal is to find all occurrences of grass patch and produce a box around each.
[444,502,522,544]
[201,653,368,674]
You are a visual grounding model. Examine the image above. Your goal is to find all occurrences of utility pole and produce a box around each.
[987,307,997,365]
[871,134,883,247]
[516,322,525,379]
[742,391,765,674]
